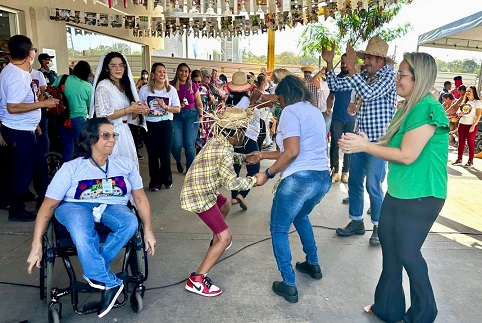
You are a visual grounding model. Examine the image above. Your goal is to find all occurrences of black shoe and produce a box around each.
[22,190,37,202]
[137,154,144,160]
[8,210,36,222]
[98,283,124,318]
[176,162,184,173]
[295,261,322,280]
[452,159,463,166]
[164,183,173,189]
[336,220,365,237]
[367,208,371,215]
[272,281,298,303]
[464,161,473,168]
[342,197,349,204]
[369,225,380,246]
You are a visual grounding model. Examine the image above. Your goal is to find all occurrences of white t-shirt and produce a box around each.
[276,101,329,179]
[30,69,47,99]
[46,155,143,205]
[235,96,261,141]
[459,99,482,125]
[0,63,40,130]
[138,84,180,122]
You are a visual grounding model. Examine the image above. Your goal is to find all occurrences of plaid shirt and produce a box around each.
[180,135,256,213]
[304,75,319,107]
[327,65,396,141]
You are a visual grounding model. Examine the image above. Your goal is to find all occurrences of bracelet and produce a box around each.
[265,168,275,179]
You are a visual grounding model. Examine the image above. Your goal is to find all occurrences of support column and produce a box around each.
[267,28,275,71]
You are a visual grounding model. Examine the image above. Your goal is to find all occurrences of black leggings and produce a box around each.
[371,194,444,323]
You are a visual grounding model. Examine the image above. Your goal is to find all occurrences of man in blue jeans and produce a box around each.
[323,36,396,245]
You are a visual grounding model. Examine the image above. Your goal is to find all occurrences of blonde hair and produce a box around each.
[378,52,437,145]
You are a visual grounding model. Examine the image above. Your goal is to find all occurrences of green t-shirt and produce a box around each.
[387,94,449,199]
[52,75,92,119]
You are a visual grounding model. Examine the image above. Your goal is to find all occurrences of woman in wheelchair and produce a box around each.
[27,117,156,318]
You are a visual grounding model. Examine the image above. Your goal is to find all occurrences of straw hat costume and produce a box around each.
[356,36,394,64]
[227,71,254,92]
[207,108,253,135]
[300,66,315,73]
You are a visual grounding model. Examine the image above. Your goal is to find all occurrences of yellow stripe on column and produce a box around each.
[267,28,275,71]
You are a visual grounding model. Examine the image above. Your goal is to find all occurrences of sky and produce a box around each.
[239,0,482,62]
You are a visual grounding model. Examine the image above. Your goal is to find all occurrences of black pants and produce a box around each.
[371,194,444,323]
[145,121,173,189]
[257,119,267,150]
[0,126,49,213]
[231,138,260,199]
[329,120,356,173]
[0,145,12,208]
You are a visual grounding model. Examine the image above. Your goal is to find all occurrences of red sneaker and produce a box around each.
[185,273,222,297]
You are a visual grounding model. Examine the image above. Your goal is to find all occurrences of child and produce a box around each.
[180,107,258,297]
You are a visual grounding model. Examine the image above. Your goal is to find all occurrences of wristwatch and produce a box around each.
[265,168,276,179]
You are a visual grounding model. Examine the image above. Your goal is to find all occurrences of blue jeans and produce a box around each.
[348,152,387,225]
[270,170,331,286]
[58,116,86,162]
[171,108,199,170]
[39,110,49,154]
[55,202,138,288]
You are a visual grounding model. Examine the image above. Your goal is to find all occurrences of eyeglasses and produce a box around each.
[30,48,37,53]
[108,63,127,69]
[396,71,414,80]
[192,80,202,84]
[99,131,120,141]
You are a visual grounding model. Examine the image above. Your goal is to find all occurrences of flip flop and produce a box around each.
[236,194,247,210]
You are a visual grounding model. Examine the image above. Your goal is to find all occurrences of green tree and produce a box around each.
[299,1,412,57]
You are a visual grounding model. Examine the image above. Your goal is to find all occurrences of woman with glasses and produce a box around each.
[339,52,449,323]
[138,63,181,191]
[170,63,203,173]
[27,117,156,318]
[89,52,149,167]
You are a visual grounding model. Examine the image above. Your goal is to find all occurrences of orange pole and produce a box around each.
[267,28,275,71]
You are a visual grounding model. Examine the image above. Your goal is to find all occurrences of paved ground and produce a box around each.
[1,146,481,323]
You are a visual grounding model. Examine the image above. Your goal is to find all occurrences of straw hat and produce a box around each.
[300,66,315,73]
[205,107,254,138]
[227,71,254,92]
[356,36,394,63]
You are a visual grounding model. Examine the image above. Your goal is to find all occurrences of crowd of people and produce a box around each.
[0,33,478,321]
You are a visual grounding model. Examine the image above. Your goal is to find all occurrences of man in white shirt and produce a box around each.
[0,35,58,221]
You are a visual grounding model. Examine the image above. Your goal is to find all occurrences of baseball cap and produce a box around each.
[38,53,54,63]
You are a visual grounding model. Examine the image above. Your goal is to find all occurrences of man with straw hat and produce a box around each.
[301,65,319,108]
[322,36,397,246]
[181,107,259,297]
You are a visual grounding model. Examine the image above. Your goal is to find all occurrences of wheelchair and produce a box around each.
[39,203,149,322]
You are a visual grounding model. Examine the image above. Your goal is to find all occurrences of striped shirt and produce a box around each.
[327,65,396,141]
[304,74,319,107]
[180,135,257,213]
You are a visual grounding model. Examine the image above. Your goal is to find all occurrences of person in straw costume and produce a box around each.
[180,107,260,297]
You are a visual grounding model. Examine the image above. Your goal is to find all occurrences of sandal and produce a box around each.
[231,199,239,205]
[363,305,373,314]
[236,194,248,210]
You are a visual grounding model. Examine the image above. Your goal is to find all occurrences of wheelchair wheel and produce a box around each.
[45,223,55,302]
[130,286,144,313]
[48,307,60,323]
[45,152,63,180]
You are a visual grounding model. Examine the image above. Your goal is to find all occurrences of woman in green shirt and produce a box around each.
[338,52,449,323]
[52,60,93,162]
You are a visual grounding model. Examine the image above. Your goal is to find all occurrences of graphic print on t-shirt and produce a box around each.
[74,176,127,199]
[461,103,473,115]
[147,95,170,120]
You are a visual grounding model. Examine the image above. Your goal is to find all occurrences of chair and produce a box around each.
[39,203,148,322]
